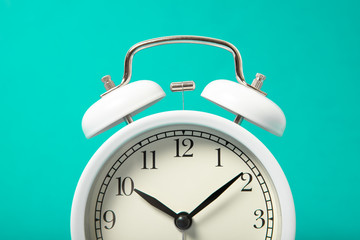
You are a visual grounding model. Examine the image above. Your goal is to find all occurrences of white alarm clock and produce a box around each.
[71,36,296,240]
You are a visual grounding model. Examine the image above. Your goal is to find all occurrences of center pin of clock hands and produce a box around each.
[134,173,242,231]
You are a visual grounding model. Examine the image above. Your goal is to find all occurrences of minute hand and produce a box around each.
[188,173,242,218]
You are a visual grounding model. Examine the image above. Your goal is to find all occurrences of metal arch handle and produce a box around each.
[102,35,248,96]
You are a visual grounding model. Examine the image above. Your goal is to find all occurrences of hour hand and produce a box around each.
[134,188,177,219]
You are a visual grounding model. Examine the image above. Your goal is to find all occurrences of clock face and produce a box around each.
[84,124,281,240]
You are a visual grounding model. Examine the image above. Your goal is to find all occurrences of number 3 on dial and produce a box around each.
[254,209,265,229]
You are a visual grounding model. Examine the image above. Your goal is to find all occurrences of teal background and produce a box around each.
[1,0,359,239]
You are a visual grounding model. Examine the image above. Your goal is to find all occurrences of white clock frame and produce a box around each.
[71,110,296,240]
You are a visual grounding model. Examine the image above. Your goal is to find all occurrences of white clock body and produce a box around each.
[71,110,295,240]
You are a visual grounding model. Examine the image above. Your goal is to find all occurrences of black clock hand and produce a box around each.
[189,173,242,218]
[135,173,242,231]
[134,188,177,218]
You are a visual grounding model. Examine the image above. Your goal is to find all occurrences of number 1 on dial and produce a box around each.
[215,148,223,167]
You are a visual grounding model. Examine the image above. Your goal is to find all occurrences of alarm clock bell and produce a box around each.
[82,78,165,139]
[201,76,286,136]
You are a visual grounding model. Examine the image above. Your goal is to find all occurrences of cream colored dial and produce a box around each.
[85,125,281,240]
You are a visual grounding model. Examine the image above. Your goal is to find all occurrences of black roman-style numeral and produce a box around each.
[103,210,116,229]
[174,138,194,157]
[215,148,223,167]
[141,151,157,169]
[116,177,134,196]
[253,209,265,229]
[240,172,253,192]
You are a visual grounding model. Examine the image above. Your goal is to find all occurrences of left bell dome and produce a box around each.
[82,80,166,138]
